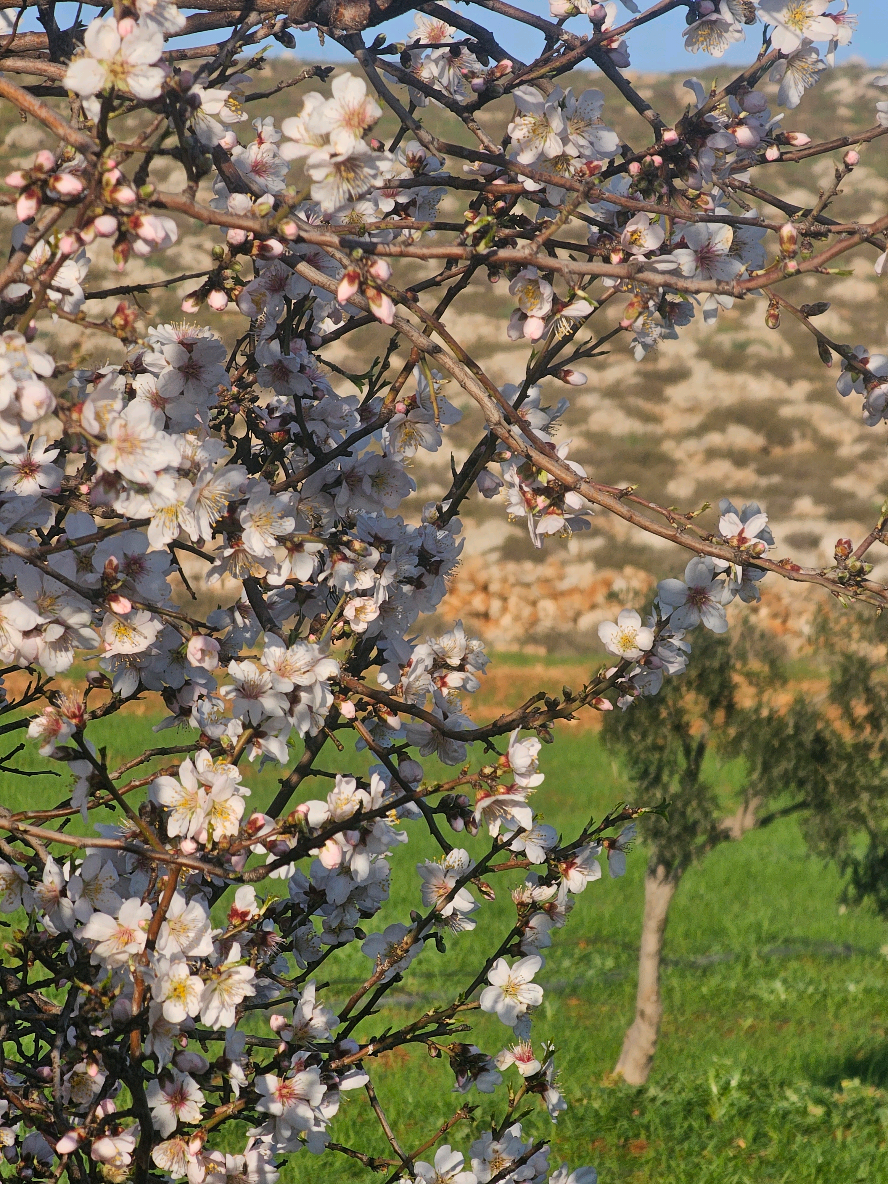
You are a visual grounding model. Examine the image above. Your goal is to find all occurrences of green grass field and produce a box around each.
[2,705,887,1182]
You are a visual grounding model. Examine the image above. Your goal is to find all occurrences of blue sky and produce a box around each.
[293,0,888,71]
[11,1,888,70]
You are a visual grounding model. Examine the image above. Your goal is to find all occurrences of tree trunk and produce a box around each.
[612,863,680,1086]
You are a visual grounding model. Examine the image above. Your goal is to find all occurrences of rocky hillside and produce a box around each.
[3,56,887,651]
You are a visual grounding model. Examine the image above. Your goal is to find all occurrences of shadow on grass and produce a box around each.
[810,1041,888,1089]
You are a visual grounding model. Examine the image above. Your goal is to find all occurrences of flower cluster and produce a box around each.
[0,0,874,1178]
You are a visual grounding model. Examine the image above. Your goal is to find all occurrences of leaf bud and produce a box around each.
[800,301,830,317]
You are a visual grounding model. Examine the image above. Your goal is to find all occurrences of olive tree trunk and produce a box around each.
[612,863,680,1086]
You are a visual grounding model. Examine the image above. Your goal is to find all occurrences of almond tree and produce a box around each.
[600,618,807,1085]
[0,2,884,1181]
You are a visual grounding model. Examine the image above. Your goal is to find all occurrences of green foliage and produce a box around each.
[600,624,789,876]
[744,607,888,918]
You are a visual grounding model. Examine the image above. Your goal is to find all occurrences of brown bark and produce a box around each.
[612,863,679,1086]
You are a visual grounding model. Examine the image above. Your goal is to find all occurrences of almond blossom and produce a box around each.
[80,896,152,966]
[147,1071,205,1136]
[64,17,165,104]
[480,956,545,1027]
[200,945,256,1028]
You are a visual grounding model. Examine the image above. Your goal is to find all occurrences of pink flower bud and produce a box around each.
[207,289,229,311]
[557,369,587,386]
[93,214,118,237]
[844,149,860,167]
[227,227,249,245]
[95,1099,117,1119]
[252,237,284,259]
[368,258,391,282]
[628,161,642,176]
[650,154,663,167]
[732,125,759,149]
[187,634,220,670]
[49,172,85,198]
[589,3,607,20]
[784,131,811,147]
[111,184,137,205]
[59,232,80,255]
[279,219,299,239]
[523,315,546,341]
[337,268,361,304]
[367,287,395,324]
[338,698,356,719]
[778,222,799,257]
[181,294,203,314]
[662,128,679,146]
[87,1062,100,1078]
[107,594,132,615]
[493,58,513,77]
[117,16,136,36]
[765,144,781,160]
[180,838,198,854]
[317,838,342,869]
[56,1131,83,1155]
[5,170,26,188]
[34,149,55,172]
[471,78,486,93]
[16,189,41,221]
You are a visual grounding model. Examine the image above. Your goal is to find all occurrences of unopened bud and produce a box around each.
[92,214,118,237]
[784,131,811,147]
[765,144,781,161]
[844,149,860,167]
[337,267,361,304]
[818,340,833,367]
[557,369,587,386]
[778,222,799,257]
[662,128,679,146]
[628,161,642,176]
